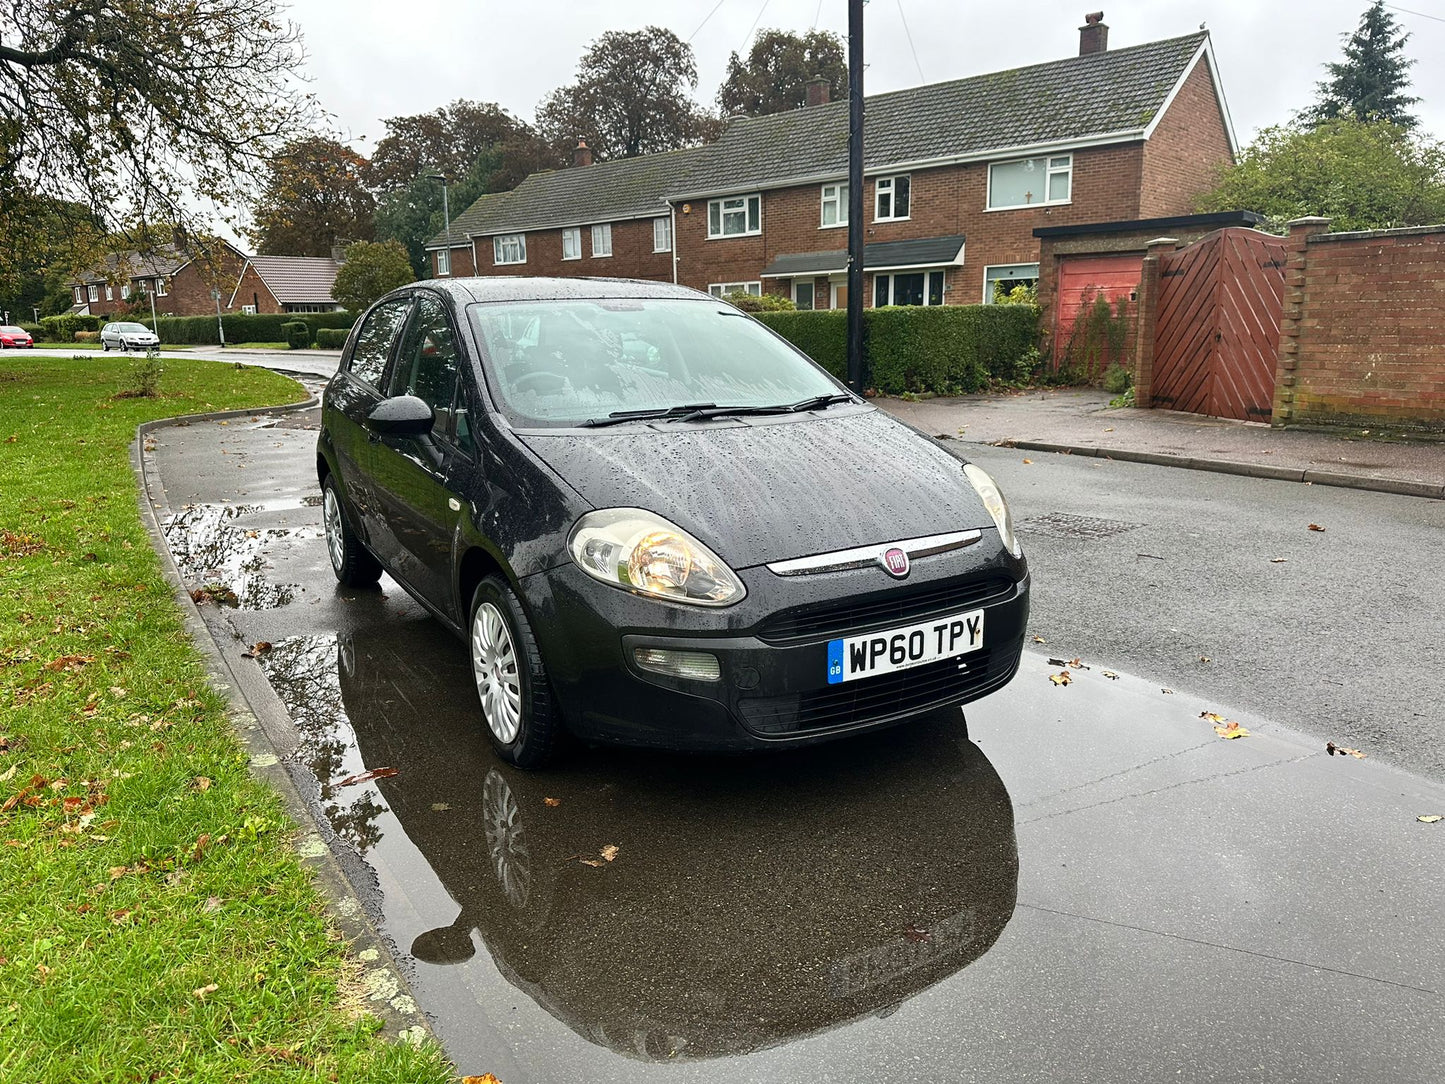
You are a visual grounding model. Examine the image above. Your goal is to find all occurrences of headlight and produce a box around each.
[963,464,1021,557]
[568,508,744,606]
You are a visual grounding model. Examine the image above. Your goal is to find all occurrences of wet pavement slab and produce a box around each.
[144,409,1445,1083]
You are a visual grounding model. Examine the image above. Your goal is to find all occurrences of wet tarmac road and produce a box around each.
[145,408,1445,1083]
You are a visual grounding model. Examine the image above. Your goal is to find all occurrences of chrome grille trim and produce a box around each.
[765,530,982,576]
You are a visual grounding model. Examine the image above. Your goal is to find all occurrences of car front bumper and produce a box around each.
[517,540,1030,751]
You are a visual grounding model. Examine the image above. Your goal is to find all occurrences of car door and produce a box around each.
[326,296,413,548]
[365,292,468,618]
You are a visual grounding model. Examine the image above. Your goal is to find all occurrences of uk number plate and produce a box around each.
[826,609,985,685]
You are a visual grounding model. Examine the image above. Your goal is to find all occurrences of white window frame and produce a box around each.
[241,304,257,315]
[820,183,848,228]
[493,234,527,265]
[154,277,167,297]
[707,194,762,238]
[74,287,84,303]
[652,216,672,253]
[104,284,113,301]
[873,269,947,307]
[121,283,131,300]
[561,227,581,261]
[87,284,98,302]
[982,263,1041,304]
[708,281,762,298]
[793,280,816,310]
[591,223,612,258]
[436,248,450,276]
[986,154,1072,211]
[875,175,911,221]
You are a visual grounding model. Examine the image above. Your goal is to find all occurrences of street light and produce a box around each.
[427,173,451,276]
[211,288,226,348]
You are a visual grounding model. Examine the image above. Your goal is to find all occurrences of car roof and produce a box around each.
[414,276,711,306]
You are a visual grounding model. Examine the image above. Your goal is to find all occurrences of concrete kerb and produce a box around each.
[130,395,437,1050]
[988,438,1445,500]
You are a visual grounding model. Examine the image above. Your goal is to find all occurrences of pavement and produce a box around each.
[883,388,1445,500]
[138,404,1445,1083]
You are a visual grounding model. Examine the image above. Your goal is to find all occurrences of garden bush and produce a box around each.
[315,327,349,349]
[18,323,43,339]
[139,311,354,345]
[281,320,311,349]
[753,304,1040,393]
[73,331,100,343]
[38,313,101,340]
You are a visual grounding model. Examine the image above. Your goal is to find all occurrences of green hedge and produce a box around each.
[39,313,102,339]
[18,323,43,339]
[754,304,1040,394]
[281,320,310,349]
[315,327,349,349]
[135,311,355,345]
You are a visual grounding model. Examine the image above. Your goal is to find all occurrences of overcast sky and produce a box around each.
[290,0,1445,153]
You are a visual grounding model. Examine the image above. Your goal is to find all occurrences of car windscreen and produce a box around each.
[467,298,843,427]
[115,323,149,333]
[0,327,25,334]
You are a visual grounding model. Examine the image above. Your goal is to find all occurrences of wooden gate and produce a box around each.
[1151,228,1286,420]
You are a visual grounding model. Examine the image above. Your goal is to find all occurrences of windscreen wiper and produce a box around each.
[579,403,719,428]
[669,393,856,422]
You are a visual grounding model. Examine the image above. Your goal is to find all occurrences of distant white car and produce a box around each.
[100,322,160,352]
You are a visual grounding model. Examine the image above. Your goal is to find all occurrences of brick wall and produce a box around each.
[1138,58,1235,218]
[158,249,248,318]
[1276,220,1445,431]
[469,217,675,283]
[430,242,476,278]
[230,263,284,314]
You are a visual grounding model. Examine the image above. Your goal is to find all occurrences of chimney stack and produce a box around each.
[805,76,831,107]
[1079,12,1108,55]
[573,140,593,167]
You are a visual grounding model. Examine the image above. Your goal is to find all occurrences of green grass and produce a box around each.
[227,342,290,350]
[34,341,105,350]
[0,356,453,1082]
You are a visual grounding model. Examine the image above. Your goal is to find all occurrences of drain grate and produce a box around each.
[1016,512,1142,540]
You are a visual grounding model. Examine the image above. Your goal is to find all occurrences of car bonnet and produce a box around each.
[518,408,996,569]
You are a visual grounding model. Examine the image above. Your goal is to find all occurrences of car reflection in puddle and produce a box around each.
[261,615,1019,1064]
[162,503,319,609]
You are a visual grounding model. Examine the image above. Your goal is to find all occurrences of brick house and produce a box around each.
[69,240,247,317]
[227,255,346,314]
[428,16,1236,319]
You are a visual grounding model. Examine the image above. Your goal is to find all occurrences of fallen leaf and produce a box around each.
[202,896,223,913]
[1161,688,1174,695]
[193,983,219,1000]
[578,858,603,867]
[1215,721,1249,739]
[193,777,211,792]
[1270,557,1286,563]
[240,641,272,659]
[543,797,561,807]
[1418,815,1443,824]
[1049,671,1072,686]
[1199,655,1211,663]
[0,765,15,782]
[430,802,451,811]
[1325,742,1366,758]
[192,833,211,862]
[1022,458,1033,464]
[1308,523,1326,532]
[461,1075,503,1084]
[44,654,92,673]
[1031,635,1046,644]
[336,766,399,788]
[1103,426,1115,432]
[902,924,931,943]
[1200,711,1227,724]
[1101,670,1119,680]
[1067,657,1089,670]
[600,844,619,862]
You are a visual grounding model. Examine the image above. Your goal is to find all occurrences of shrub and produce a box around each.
[315,327,349,349]
[19,323,43,339]
[281,320,311,349]
[755,304,1040,394]
[332,240,414,313]
[1063,291,1133,382]
[722,290,795,313]
[73,330,100,343]
[138,311,354,345]
[1102,362,1132,394]
[39,313,101,340]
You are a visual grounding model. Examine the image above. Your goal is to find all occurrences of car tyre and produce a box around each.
[102,340,110,352]
[470,576,560,769]
[321,475,382,587]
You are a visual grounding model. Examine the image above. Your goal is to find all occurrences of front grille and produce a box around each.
[738,645,1020,736]
[756,574,1016,644]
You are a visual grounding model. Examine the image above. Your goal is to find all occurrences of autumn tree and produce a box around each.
[249,138,376,257]
[375,154,501,277]
[717,29,847,117]
[368,99,553,194]
[0,191,104,318]
[0,0,313,283]
[535,27,717,160]
[1307,1,1419,130]
[1197,119,1445,231]
[331,240,415,313]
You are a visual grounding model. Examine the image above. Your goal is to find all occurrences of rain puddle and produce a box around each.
[162,503,318,609]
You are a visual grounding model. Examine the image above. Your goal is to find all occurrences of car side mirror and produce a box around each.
[367,394,435,437]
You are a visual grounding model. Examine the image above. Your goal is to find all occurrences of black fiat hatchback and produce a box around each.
[317,278,1029,767]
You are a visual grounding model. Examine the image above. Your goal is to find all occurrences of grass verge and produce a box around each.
[0,356,453,1081]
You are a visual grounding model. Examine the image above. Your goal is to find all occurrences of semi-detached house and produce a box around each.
[427,17,1237,328]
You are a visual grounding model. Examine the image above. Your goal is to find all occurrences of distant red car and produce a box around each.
[0,326,35,348]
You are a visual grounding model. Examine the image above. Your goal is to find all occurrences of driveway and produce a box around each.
[139,406,1445,1083]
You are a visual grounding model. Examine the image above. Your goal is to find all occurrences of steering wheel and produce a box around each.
[512,370,567,395]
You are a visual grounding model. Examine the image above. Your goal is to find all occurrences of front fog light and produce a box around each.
[633,647,722,682]
[963,463,1021,557]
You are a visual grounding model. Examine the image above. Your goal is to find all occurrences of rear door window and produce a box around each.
[348,298,412,387]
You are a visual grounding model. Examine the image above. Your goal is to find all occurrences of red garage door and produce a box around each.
[1055,253,1144,350]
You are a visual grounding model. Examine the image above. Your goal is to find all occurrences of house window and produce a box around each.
[708,282,762,298]
[653,216,672,252]
[874,270,946,307]
[591,223,612,257]
[74,287,84,303]
[983,263,1041,303]
[988,154,1072,210]
[493,234,526,265]
[104,285,113,301]
[155,278,167,297]
[121,283,131,300]
[436,248,450,276]
[794,281,815,310]
[241,305,257,315]
[562,227,581,261]
[820,183,848,227]
[87,284,98,302]
[707,194,761,238]
[875,175,910,221]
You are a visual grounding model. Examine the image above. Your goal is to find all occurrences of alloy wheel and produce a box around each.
[472,602,522,744]
[322,486,346,574]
